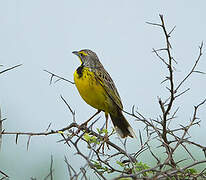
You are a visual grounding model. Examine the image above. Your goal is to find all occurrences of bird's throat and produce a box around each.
[76,65,84,78]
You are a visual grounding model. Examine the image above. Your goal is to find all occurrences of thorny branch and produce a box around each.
[43,156,54,180]
[1,15,206,179]
[175,42,204,92]
[0,64,23,180]
[0,169,9,180]
[0,107,2,151]
[44,70,74,85]
[0,121,135,161]
[0,64,22,75]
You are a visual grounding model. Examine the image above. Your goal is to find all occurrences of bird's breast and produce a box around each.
[74,67,111,112]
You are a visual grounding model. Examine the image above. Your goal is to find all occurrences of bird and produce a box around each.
[72,49,136,138]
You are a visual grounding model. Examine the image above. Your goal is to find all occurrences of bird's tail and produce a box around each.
[110,109,136,138]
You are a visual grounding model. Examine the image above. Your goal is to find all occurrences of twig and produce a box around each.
[0,64,22,75]
[175,42,204,92]
[1,123,78,136]
[60,95,76,122]
[44,70,74,85]
[43,155,54,180]
[50,155,54,180]
[64,156,78,179]
[0,170,9,179]
[65,137,107,180]
[0,107,2,151]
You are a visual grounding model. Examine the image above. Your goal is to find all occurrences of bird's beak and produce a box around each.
[72,51,79,56]
[72,51,83,64]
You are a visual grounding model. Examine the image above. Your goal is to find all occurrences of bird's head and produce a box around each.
[72,49,102,68]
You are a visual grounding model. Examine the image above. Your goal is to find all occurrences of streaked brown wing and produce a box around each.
[93,67,123,110]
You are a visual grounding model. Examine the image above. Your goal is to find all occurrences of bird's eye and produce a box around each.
[79,51,88,57]
[79,53,83,57]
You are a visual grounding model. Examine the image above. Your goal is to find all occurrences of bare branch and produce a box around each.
[0,107,2,151]
[43,155,54,180]
[27,135,32,150]
[60,95,76,122]
[0,64,22,75]
[0,169,9,179]
[175,42,204,92]
[152,48,169,66]
[44,70,74,85]
[146,21,162,27]
[168,25,176,36]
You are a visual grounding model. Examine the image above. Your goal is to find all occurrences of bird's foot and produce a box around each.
[97,133,110,153]
[71,122,88,137]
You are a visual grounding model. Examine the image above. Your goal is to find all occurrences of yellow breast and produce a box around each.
[74,67,110,112]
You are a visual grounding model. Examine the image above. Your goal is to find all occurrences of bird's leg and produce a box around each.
[105,113,108,130]
[75,110,101,135]
[72,110,101,137]
[80,110,101,127]
[101,113,110,152]
[104,113,109,143]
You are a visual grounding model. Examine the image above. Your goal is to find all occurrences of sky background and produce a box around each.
[1,0,206,179]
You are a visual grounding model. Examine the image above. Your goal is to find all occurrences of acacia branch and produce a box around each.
[0,107,2,150]
[0,64,22,75]
[175,42,204,92]
[148,14,176,167]
[0,169,9,179]
[44,70,74,85]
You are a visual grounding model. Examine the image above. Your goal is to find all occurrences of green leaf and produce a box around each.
[116,161,125,167]
[185,168,197,174]
[102,128,108,134]
[83,133,100,144]
[83,133,91,142]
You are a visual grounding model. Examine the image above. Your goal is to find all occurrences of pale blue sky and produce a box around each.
[1,0,206,179]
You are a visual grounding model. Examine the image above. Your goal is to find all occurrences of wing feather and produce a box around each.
[93,67,123,110]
